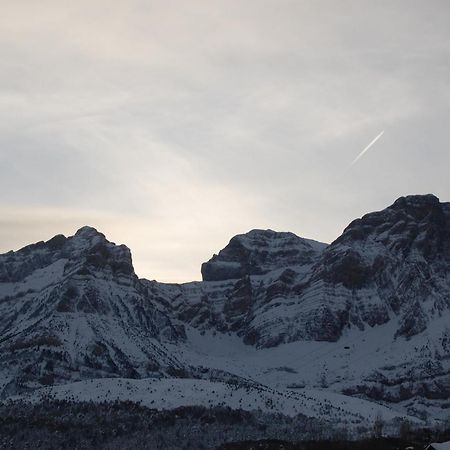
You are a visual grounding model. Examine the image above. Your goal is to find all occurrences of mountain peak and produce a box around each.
[201,229,326,281]
[69,228,135,278]
[338,194,446,242]
[391,193,440,210]
[74,225,105,239]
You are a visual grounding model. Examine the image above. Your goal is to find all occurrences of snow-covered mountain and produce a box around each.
[1,194,450,431]
[0,226,185,395]
[157,194,450,348]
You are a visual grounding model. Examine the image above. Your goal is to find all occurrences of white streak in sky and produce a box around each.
[351,130,385,165]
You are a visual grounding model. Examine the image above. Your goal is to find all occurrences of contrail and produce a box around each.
[351,130,385,165]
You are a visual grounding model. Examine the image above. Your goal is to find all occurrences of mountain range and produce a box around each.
[1,194,450,437]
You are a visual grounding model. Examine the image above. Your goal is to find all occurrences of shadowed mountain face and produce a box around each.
[0,226,185,394]
[2,194,450,407]
[201,229,326,281]
[162,194,450,348]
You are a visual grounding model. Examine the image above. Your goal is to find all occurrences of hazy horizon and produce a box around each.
[2,1,450,282]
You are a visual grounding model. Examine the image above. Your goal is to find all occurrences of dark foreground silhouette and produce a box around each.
[0,400,443,450]
[218,438,420,450]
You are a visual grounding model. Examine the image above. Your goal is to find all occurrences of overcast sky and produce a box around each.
[1,0,450,282]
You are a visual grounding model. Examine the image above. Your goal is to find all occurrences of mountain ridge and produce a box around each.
[1,193,450,428]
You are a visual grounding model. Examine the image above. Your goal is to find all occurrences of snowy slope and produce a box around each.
[22,376,419,429]
[165,319,450,421]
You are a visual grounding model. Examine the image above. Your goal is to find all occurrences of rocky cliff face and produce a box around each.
[313,194,450,338]
[201,229,326,281]
[150,229,328,347]
[0,227,185,394]
[160,194,450,349]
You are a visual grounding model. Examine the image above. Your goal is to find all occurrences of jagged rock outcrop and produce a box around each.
[311,194,450,338]
[0,227,185,394]
[158,194,450,349]
[201,229,326,281]
[150,230,329,347]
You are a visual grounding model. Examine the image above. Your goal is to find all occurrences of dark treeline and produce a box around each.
[0,399,445,450]
[0,399,331,450]
[219,438,420,450]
